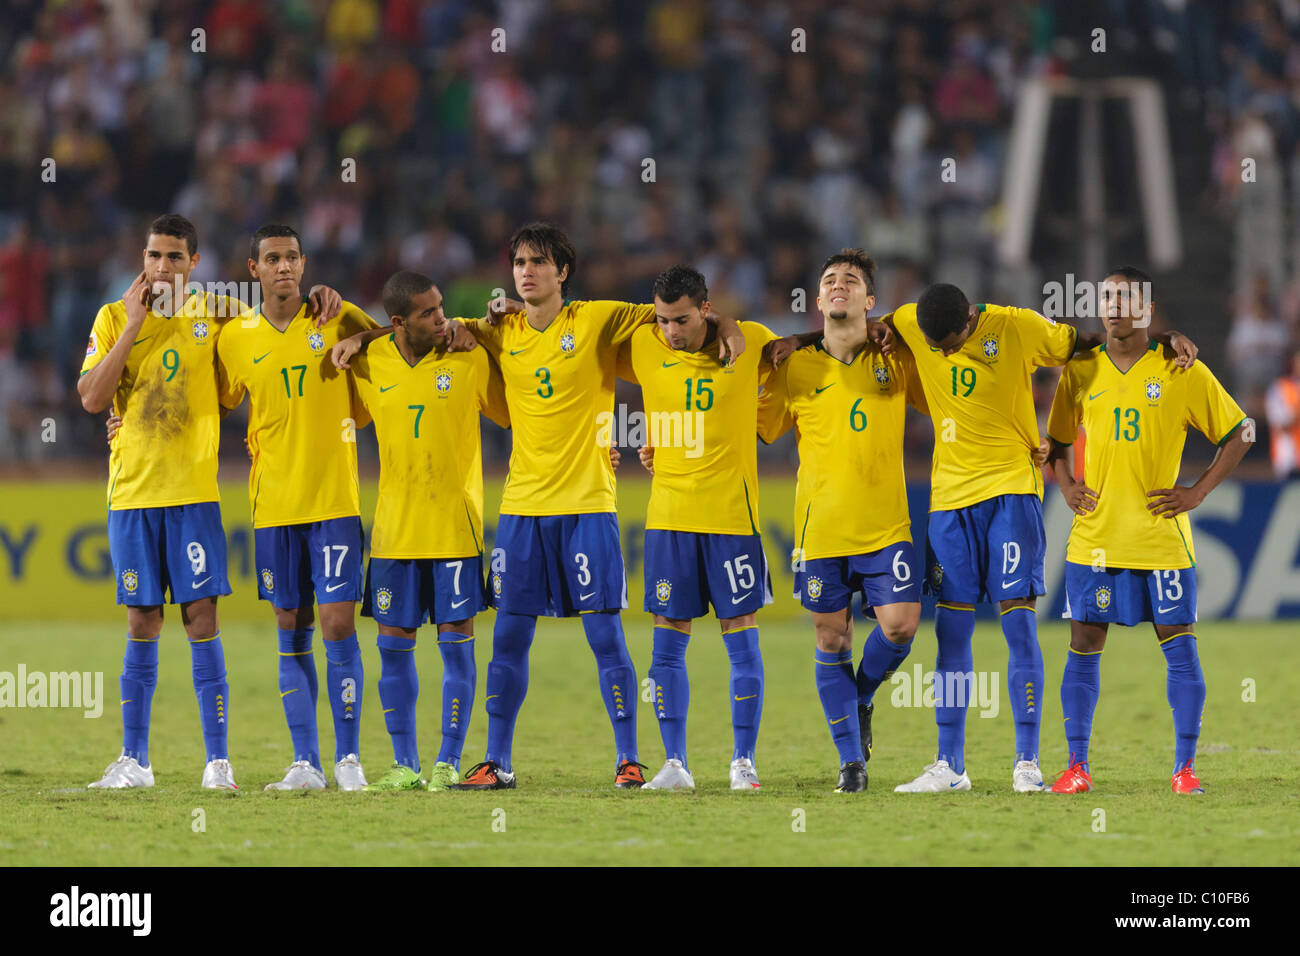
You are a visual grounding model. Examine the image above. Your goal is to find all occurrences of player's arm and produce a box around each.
[474,347,511,429]
[307,284,343,326]
[1146,424,1250,518]
[1069,329,1197,367]
[77,273,150,413]
[1045,368,1097,515]
[331,324,393,369]
[756,361,793,444]
[763,317,895,369]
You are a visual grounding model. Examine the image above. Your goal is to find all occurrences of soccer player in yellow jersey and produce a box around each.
[339,271,510,793]
[448,222,745,790]
[217,224,379,791]
[758,250,928,793]
[617,265,776,791]
[1045,268,1249,795]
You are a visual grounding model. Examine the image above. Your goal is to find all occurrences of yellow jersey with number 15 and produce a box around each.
[217,298,378,528]
[891,302,1077,512]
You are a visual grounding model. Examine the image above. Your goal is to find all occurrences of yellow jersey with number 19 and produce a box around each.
[81,292,245,510]
[351,333,510,559]
[463,300,654,516]
[1047,343,1246,570]
[891,302,1078,512]
[217,298,378,528]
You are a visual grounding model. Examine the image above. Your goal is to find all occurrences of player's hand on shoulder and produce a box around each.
[1146,485,1202,518]
[638,445,654,474]
[1167,331,1197,370]
[867,318,897,356]
[331,336,362,370]
[487,295,525,326]
[609,446,621,470]
[122,271,150,327]
[763,335,798,369]
[445,320,478,352]
[1060,477,1098,515]
[307,285,342,327]
[105,413,122,445]
[716,315,745,367]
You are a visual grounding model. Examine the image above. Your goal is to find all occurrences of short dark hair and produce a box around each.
[250,223,302,262]
[653,265,709,307]
[916,282,971,342]
[382,270,435,319]
[508,222,576,295]
[147,214,198,257]
[1105,265,1154,300]
[818,248,876,294]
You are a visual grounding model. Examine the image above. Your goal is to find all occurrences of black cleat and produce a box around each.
[859,702,874,762]
[452,760,517,790]
[835,761,868,793]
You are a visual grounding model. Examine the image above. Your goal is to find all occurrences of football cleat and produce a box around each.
[426,761,459,792]
[642,758,695,790]
[1048,762,1093,794]
[453,761,516,790]
[615,760,648,789]
[264,759,327,791]
[334,754,367,791]
[1012,758,1045,792]
[729,756,761,790]
[88,754,155,789]
[363,763,424,791]
[201,758,238,790]
[894,759,972,793]
[1171,763,1205,795]
[859,702,874,762]
[834,761,867,793]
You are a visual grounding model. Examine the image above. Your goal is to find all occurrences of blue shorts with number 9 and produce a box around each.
[643,530,773,620]
[107,503,231,605]
[795,540,920,615]
[1063,562,1197,626]
[362,556,488,628]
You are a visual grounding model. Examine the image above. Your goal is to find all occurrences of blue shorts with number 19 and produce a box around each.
[924,494,1046,604]
[491,513,627,618]
[253,517,364,610]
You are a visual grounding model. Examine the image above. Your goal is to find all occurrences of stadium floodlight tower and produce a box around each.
[998,75,1182,280]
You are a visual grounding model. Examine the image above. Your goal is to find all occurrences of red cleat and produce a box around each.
[1171,763,1205,795]
[1048,762,1092,793]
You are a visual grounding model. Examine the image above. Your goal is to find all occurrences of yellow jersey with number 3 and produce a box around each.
[351,333,510,559]
[81,293,245,509]
[757,340,927,559]
[620,321,778,534]
[1047,343,1246,570]
[217,298,378,528]
[891,302,1077,512]
[464,300,654,516]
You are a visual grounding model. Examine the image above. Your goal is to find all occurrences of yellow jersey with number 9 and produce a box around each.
[1047,343,1246,570]
[217,298,378,528]
[81,292,245,510]
[891,302,1077,512]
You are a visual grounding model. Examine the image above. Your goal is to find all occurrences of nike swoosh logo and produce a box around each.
[325,582,347,593]
[132,335,153,346]
[829,715,849,725]
[192,577,212,589]
[662,361,680,368]
[735,694,758,701]
[253,352,272,364]
[892,583,913,592]
[1157,605,1178,613]
[450,597,469,609]
[949,781,963,788]
[1001,579,1023,589]
[579,591,596,601]
[1088,390,1108,401]
[509,347,531,356]
[814,384,835,394]
[379,384,397,392]
[731,592,752,604]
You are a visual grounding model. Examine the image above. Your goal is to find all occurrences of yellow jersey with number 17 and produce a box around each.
[217,298,378,528]
[351,333,510,559]
[891,302,1078,512]
[463,300,654,516]
[81,292,245,510]
[1047,343,1246,570]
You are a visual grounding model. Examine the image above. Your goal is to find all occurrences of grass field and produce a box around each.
[1,618,1296,866]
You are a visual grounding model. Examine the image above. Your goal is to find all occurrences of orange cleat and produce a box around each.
[1171,763,1205,795]
[614,760,648,789]
[1048,762,1093,793]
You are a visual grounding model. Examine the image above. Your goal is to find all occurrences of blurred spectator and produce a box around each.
[1226,276,1289,409]
[1265,348,1300,479]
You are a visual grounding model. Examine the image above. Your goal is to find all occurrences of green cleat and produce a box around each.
[426,761,459,792]
[363,763,425,792]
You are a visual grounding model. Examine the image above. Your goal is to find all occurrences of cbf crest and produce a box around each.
[1144,377,1163,404]
[435,368,453,395]
[192,319,210,343]
[981,335,1000,359]
[491,572,503,598]
[307,330,326,354]
[806,577,823,600]
[121,569,139,594]
[1094,585,1112,611]
[260,568,275,593]
[873,363,891,388]
[376,588,393,613]
[560,332,576,355]
[655,579,672,604]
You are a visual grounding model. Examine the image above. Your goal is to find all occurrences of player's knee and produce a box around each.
[275,606,313,632]
[718,613,756,632]
[484,660,522,717]
[437,618,473,637]
[813,624,850,654]
[999,598,1036,614]
[126,606,163,641]
[879,607,920,644]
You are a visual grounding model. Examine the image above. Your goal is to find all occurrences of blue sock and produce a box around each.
[934,605,975,774]
[814,648,862,765]
[325,632,363,763]
[120,637,158,766]
[856,625,912,707]
[1160,634,1205,774]
[649,625,691,767]
[377,633,418,772]
[436,633,476,770]
[583,611,639,765]
[722,626,763,762]
[1001,606,1043,763]
[1060,648,1101,771]
[484,613,535,772]
[278,627,320,770]
[189,633,228,762]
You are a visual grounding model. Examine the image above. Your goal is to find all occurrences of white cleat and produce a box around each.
[1013,758,1045,792]
[729,756,761,790]
[88,754,155,789]
[642,758,696,790]
[201,758,239,790]
[894,759,972,793]
[334,754,367,791]
[264,759,327,791]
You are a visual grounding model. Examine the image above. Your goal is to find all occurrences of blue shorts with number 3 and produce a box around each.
[491,513,627,618]
[1063,561,1197,626]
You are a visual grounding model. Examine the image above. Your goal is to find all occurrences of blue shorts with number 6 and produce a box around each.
[1063,562,1197,626]
[491,513,627,618]
[795,540,921,615]
[254,517,364,610]
[924,494,1046,604]
[643,530,773,619]
[362,556,488,629]
[108,503,231,606]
